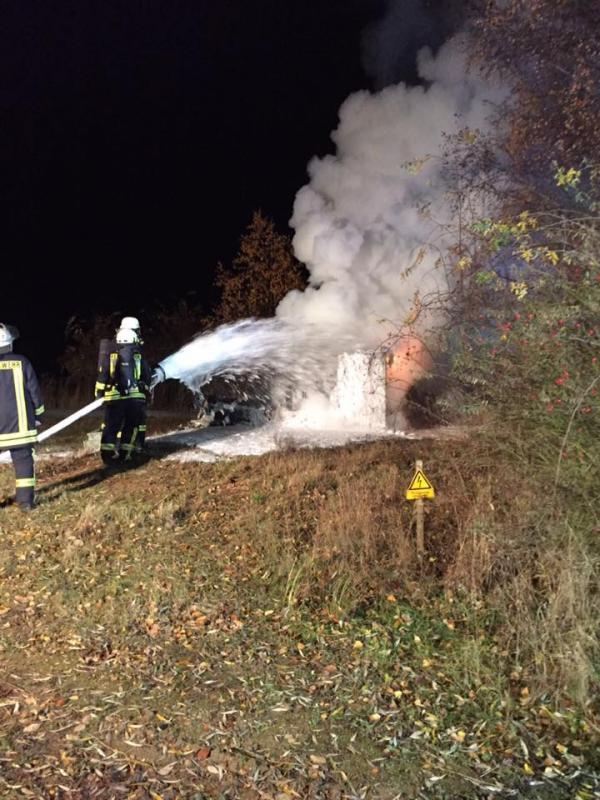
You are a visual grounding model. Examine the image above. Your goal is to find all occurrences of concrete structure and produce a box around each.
[331,342,432,432]
[331,352,388,431]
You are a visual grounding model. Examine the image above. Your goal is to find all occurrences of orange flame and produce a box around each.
[386,336,433,413]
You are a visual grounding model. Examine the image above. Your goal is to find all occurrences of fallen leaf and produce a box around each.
[23,722,41,733]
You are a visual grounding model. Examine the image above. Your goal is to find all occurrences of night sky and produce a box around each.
[1,1,453,371]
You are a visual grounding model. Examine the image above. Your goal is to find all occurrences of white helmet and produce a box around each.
[0,323,18,348]
[116,328,138,344]
[116,316,142,344]
[120,316,140,332]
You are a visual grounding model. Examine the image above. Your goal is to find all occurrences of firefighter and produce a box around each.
[0,323,45,510]
[119,317,149,453]
[95,318,151,466]
[125,317,148,453]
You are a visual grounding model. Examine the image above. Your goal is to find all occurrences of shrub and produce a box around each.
[446,172,600,700]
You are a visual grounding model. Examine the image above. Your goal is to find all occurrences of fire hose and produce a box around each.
[0,397,106,464]
[22,362,169,445]
[1,366,169,464]
[36,397,106,443]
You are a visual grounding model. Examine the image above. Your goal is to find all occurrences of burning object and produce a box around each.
[326,338,434,432]
[149,318,435,435]
[386,336,434,429]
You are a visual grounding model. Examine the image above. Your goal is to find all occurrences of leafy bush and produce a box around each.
[447,172,600,700]
[457,175,599,494]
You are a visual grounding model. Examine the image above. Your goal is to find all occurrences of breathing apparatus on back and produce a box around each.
[96,317,146,397]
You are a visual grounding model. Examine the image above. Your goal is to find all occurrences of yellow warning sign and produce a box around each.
[406,469,435,500]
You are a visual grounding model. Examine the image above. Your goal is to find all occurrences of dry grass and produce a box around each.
[312,462,414,605]
[492,520,600,704]
[172,434,599,706]
[8,429,600,706]
[0,438,599,798]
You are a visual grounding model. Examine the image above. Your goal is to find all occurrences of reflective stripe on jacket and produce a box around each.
[0,354,45,449]
[95,343,151,402]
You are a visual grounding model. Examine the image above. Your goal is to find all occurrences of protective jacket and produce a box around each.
[95,340,152,402]
[0,353,45,448]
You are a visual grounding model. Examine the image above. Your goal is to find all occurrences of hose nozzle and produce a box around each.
[150,364,166,390]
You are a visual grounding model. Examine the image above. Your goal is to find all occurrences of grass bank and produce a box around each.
[0,439,598,798]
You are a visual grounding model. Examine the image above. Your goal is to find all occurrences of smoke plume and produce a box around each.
[157,19,504,427]
[362,0,461,88]
[277,33,503,350]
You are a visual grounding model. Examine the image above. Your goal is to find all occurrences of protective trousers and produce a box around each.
[8,445,35,507]
[136,403,147,452]
[100,399,145,465]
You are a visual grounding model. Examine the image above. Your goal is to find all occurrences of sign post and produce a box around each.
[406,459,435,560]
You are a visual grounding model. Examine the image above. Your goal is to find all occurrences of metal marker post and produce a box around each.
[415,459,425,560]
[406,459,434,560]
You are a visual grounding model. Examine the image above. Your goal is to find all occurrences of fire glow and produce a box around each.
[386,336,433,420]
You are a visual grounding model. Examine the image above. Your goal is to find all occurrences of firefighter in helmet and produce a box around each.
[0,323,45,510]
[95,317,151,465]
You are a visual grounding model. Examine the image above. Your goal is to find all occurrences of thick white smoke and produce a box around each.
[157,31,504,434]
[277,34,503,348]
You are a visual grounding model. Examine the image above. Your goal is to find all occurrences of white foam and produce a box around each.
[332,352,387,431]
[279,351,390,433]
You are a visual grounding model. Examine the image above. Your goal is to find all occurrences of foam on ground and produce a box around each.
[156,422,406,462]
